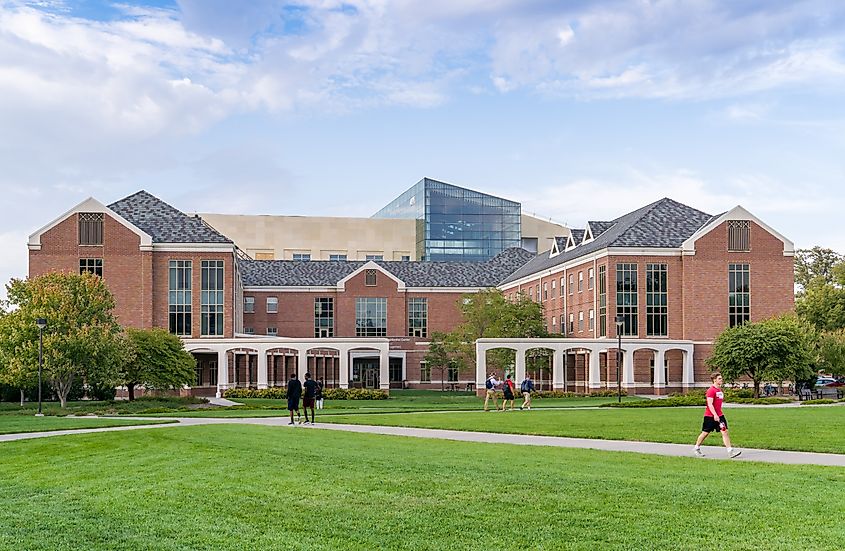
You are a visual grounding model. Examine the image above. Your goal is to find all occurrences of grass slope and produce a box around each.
[321,406,845,454]
[0,425,843,550]
[0,416,175,435]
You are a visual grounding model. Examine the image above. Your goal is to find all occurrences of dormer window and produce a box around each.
[728,220,750,252]
[79,213,103,245]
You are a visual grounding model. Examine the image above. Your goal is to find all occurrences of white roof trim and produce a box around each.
[336,260,406,291]
[681,205,794,256]
[549,237,562,258]
[582,226,594,245]
[28,197,153,251]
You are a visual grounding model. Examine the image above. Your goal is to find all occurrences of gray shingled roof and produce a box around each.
[502,198,713,284]
[552,236,567,254]
[240,248,535,288]
[569,229,585,247]
[109,191,232,244]
[587,221,615,239]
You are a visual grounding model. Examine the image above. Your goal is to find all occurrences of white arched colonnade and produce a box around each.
[184,337,390,398]
[476,338,695,391]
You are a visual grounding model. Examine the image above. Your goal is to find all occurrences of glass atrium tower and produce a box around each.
[373,178,521,262]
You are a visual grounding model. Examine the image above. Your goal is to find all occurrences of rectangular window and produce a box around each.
[195,365,203,386]
[365,269,377,286]
[78,212,103,246]
[408,297,428,338]
[79,258,103,277]
[366,255,384,261]
[201,260,224,336]
[551,279,556,294]
[727,220,751,252]
[560,277,565,297]
[588,268,595,290]
[244,296,254,314]
[293,253,311,261]
[529,287,534,300]
[646,263,668,337]
[420,362,431,383]
[447,364,459,383]
[535,284,539,300]
[329,254,347,261]
[552,316,556,327]
[401,255,411,261]
[578,311,584,332]
[356,297,387,337]
[543,282,548,300]
[729,263,751,327]
[569,274,574,295]
[569,313,574,334]
[578,271,584,292]
[598,266,607,337]
[244,327,254,335]
[616,263,638,336]
[589,309,595,331]
[266,327,277,336]
[168,260,192,336]
[314,298,334,337]
[209,361,217,385]
[266,297,278,314]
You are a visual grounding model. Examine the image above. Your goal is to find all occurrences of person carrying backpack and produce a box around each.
[502,374,516,411]
[483,373,501,412]
[520,375,535,410]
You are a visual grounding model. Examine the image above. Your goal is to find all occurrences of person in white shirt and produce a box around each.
[483,373,501,411]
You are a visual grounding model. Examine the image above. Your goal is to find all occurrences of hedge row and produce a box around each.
[223,388,388,400]
[601,395,792,408]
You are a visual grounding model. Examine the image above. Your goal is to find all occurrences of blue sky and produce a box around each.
[1,0,844,294]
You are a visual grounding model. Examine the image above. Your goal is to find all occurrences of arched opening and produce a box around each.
[635,348,659,388]
[264,347,298,387]
[226,347,259,388]
[347,347,388,389]
[525,347,555,391]
[305,347,341,389]
[665,349,686,390]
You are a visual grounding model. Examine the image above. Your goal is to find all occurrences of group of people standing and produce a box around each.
[285,372,324,425]
[483,372,535,412]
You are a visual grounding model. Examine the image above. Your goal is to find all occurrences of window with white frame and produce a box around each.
[365,269,377,286]
[543,282,548,300]
[569,313,574,333]
[366,254,384,261]
[408,297,428,338]
[616,263,638,336]
[266,327,277,336]
[168,260,192,336]
[356,297,387,337]
[727,220,751,252]
[314,297,334,337]
[244,296,254,313]
[729,263,750,327]
[569,274,574,295]
[646,263,668,337]
[588,268,594,290]
[578,311,584,332]
[552,316,556,327]
[78,212,103,246]
[244,327,254,335]
[293,253,311,261]
[578,271,584,292]
[598,266,607,337]
[201,260,224,336]
[589,309,595,331]
[266,296,278,313]
[560,277,565,297]
[420,361,431,383]
[329,254,347,261]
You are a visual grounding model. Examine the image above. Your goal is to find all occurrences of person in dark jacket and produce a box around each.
[303,372,318,425]
[316,378,324,410]
[502,374,516,411]
[287,372,302,425]
[520,375,535,410]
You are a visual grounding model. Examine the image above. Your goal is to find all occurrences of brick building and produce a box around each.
[27,192,794,396]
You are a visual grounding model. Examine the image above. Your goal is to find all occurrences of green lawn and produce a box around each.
[0,425,842,550]
[152,393,644,417]
[0,397,210,417]
[0,416,175,435]
[321,406,845,454]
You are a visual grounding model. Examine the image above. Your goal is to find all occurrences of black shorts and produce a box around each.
[303,397,315,408]
[503,390,514,400]
[287,397,300,411]
[702,415,728,433]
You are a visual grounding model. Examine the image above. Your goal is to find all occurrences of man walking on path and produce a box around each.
[502,374,516,411]
[520,375,535,410]
[484,372,501,411]
[287,373,303,425]
[303,373,318,424]
[693,372,741,458]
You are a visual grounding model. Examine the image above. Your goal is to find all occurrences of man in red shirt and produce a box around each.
[693,372,741,458]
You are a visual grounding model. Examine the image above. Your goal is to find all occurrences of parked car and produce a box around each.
[814,377,840,387]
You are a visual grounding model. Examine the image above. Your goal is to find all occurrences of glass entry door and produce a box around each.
[353,358,380,389]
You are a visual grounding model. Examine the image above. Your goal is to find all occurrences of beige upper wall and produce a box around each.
[199,212,570,260]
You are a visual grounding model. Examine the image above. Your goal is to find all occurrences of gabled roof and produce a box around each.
[550,236,567,256]
[501,198,713,285]
[568,229,585,249]
[108,191,232,244]
[240,248,535,288]
[587,221,615,239]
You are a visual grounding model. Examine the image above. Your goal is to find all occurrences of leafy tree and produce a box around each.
[0,272,125,407]
[794,247,844,291]
[121,327,196,401]
[814,328,845,377]
[708,315,813,397]
[425,332,452,391]
[441,289,548,376]
[795,281,845,331]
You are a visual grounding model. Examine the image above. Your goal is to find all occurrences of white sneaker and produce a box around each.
[693,448,704,457]
[729,449,742,459]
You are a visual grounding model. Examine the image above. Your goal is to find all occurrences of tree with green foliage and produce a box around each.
[796,278,845,332]
[121,327,196,401]
[708,315,813,398]
[0,272,126,407]
[813,328,845,378]
[440,289,548,376]
[794,247,844,291]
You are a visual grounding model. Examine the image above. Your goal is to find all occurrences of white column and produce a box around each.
[339,349,349,389]
[514,348,526,384]
[215,349,228,398]
[682,348,694,388]
[257,349,268,389]
[297,349,308,382]
[653,350,666,388]
[623,347,635,387]
[476,343,487,389]
[588,349,601,388]
[552,349,564,390]
[379,346,390,390]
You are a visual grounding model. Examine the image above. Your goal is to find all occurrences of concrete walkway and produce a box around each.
[2,415,844,467]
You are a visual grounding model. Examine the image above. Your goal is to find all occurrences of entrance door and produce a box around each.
[363,363,380,389]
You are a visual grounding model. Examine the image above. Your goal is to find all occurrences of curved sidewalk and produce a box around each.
[2,416,844,467]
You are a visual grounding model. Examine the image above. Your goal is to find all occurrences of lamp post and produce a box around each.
[35,318,47,417]
[615,314,624,404]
